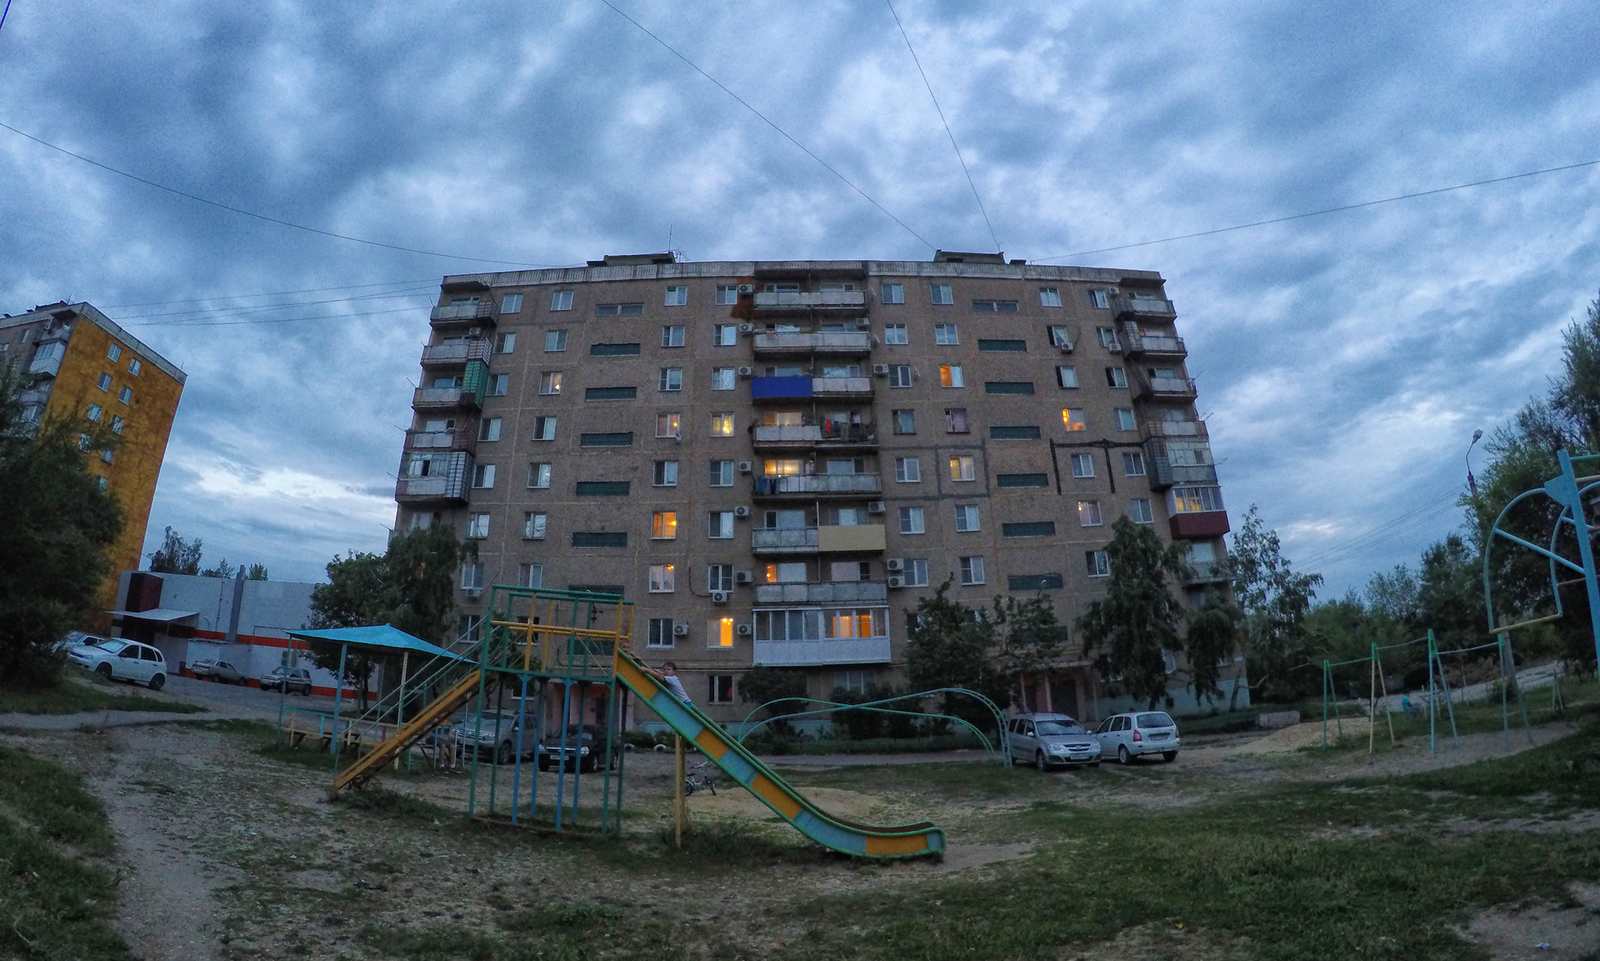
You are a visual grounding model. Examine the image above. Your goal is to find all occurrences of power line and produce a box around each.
[118,305,424,330]
[885,0,999,254]
[0,120,578,268]
[103,279,436,310]
[594,0,935,251]
[1031,158,1600,262]
[1292,488,1464,570]
[111,287,438,323]
[0,0,13,34]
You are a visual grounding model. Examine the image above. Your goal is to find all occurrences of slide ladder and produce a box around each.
[614,650,945,859]
[333,668,482,791]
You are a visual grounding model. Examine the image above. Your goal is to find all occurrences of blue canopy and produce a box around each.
[287,625,467,661]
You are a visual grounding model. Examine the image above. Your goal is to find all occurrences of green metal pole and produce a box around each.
[1321,659,1330,749]
[1427,630,1437,755]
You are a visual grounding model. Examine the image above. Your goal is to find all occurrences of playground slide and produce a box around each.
[614,650,946,859]
[333,668,483,791]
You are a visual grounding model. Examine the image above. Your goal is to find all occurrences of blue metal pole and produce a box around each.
[330,643,349,777]
[1550,450,1600,674]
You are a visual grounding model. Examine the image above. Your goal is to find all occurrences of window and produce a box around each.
[893,409,915,434]
[985,381,1034,395]
[895,457,920,483]
[100,448,114,464]
[1040,287,1062,308]
[1086,550,1110,577]
[528,463,552,488]
[1170,486,1226,513]
[715,285,738,305]
[472,464,496,489]
[649,564,676,593]
[709,460,735,486]
[579,432,633,448]
[647,618,675,649]
[960,556,986,586]
[116,384,132,405]
[533,416,557,440]
[708,675,734,704]
[658,368,683,391]
[97,373,112,391]
[1130,498,1154,524]
[1056,366,1078,389]
[656,413,681,438]
[954,505,980,532]
[1062,409,1086,432]
[86,404,102,422]
[904,558,930,587]
[518,563,543,589]
[490,373,510,396]
[128,358,142,375]
[78,433,91,450]
[110,415,124,434]
[524,513,547,539]
[545,329,567,352]
[585,386,636,401]
[571,532,628,548]
[708,511,735,539]
[972,300,1019,312]
[881,282,905,304]
[884,324,908,345]
[467,513,491,538]
[1009,573,1064,591]
[479,418,501,442]
[707,565,734,592]
[497,333,517,356]
[501,294,523,315]
[899,507,925,534]
[652,512,678,539]
[711,367,736,390]
[714,324,738,346]
[107,344,122,362]
[551,290,574,311]
[1116,408,1137,431]
[1123,451,1146,476]
[462,563,485,590]
[1088,289,1111,309]
[939,365,964,388]
[889,365,913,388]
[990,425,1040,440]
[1071,453,1095,478]
[945,408,969,434]
[978,338,1027,352]
[1106,367,1128,388]
[1078,501,1103,527]
[1097,326,1119,349]
[949,455,976,481]
[710,413,734,436]
[596,303,645,316]
[662,325,686,347]
[576,481,631,496]
[664,285,688,306]
[996,472,1048,488]
[930,284,953,305]
[539,372,562,395]
[653,460,679,486]
[835,670,871,694]
[95,476,108,492]
[1003,521,1057,538]
[934,323,959,345]
[1048,325,1072,349]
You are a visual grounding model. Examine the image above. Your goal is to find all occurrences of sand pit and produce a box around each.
[684,785,882,821]
[1225,717,1370,755]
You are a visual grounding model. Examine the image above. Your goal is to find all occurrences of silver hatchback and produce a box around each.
[1095,711,1181,764]
[1006,713,1102,770]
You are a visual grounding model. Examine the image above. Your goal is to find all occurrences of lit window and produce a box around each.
[1078,501,1103,527]
[551,290,574,311]
[1130,498,1154,524]
[107,344,122,362]
[708,511,734,539]
[659,368,683,391]
[545,329,568,352]
[656,413,681,438]
[501,294,524,314]
[1122,451,1145,476]
[662,325,685,347]
[539,372,562,395]
[653,460,679,487]
[1039,287,1061,308]
[1106,367,1128,388]
[945,408,969,434]
[894,457,920,483]
[714,324,738,345]
[467,513,491,538]
[652,512,678,539]
[1116,408,1137,431]
[930,284,953,306]
[935,324,959,345]
[948,455,976,481]
[97,373,112,391]
[472,464,496,489]
[715,285,738,305]
[649,564,676,593]
[533,416,557,440]
[939,365,964,388]
[479,418,501,442]
[1170,486,1226,513]
[882,283,905,304]
[884,324,908,345]
[893,410,915,434]
[1056,366,1078,389]
[712,367,736,390]
[1086,551,1110,577]
[528,463,552,488]
[518,563,543,589]
[524,513,547,539]
[954,505,980,532]
[1071,453,1095,478]
[665,285,688,306]
[899,507,925,534]
[1062,409,1086,432]
[960,556,985,586]
[709,460,735,486]
[710,413,734,436]
[715,618,735,649]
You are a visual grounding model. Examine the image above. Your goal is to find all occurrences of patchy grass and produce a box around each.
[0,671,205,716]
[334,786,454,822]
[0,745,116,852]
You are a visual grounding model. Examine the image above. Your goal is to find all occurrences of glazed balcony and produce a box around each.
[751,474,881,499]
[405,429,477,454]
[752,636,892,668]
[752,330,873,357]
[429,300,497,326]
[751,527,820,554]
[395,450,471,504]
[754,581,889,605]
[411,385,483,410]
[420,339,492,366]
[1136,375,1198,402]
[751,422,877,452]
[752,290,867,311]
[1114,295,1176,320]
[1120,322,1186,358]
[1140,418,1209,441]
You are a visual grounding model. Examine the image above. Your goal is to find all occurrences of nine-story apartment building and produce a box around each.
[395,251,1241,726]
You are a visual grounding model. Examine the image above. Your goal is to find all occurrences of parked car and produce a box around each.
[260,667,313,695]
[191,659,246,684]
[456,710,539,765]
[67,638,168,690]
[538,724,620,774]
[1005,713,1102,770]
[56,630,106,653]
[1094,711,1181,764]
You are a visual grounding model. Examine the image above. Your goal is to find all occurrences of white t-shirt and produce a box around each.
[660,673,692,705]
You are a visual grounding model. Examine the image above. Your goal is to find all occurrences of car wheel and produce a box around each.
[297,684,311,696]
[580,756,596,774]
[1162,751,1178,763]
[1034,750,1046,771]
[1090,761,1101,768]
[96,663,113,680]
[1118,744,1132,765]
[496,741,514,766]
[537,759,550,772]
[148,674,165,692]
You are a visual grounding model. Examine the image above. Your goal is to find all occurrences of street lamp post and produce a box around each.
[1466,428,1484,497]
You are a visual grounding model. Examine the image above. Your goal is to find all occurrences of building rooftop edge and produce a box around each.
[1,302,188,385]
[437,259,1165,289]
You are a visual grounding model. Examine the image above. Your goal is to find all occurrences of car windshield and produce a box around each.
[1136,712,1175,728]
[1036,720,1087,736]
[468,713,510,724]
[93,639,128,653]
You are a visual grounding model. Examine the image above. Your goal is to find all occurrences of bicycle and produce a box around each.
[684,759,716,796]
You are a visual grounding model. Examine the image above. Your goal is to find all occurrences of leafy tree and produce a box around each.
[307,551,389,704]
[0,363,123,688]
[1228,505,1324,705]
[149,526,202,575]
[738,666,809,737]
[1076,516,1190,708]
[1182,590,1245,703]
[989,593,1070,704]
[1416,535,1482,650]
[246,563,269,581]
[202,558,236,579]
[904,582,1009,731]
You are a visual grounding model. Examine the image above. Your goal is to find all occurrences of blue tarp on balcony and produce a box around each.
[751,376,813,400]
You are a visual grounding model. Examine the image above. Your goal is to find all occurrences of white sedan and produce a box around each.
[67,638,169,690]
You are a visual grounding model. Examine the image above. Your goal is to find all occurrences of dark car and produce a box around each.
[260,667,313,695]
[538,724,620,774]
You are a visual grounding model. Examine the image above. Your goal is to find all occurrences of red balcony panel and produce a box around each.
[1170,511,1230,540]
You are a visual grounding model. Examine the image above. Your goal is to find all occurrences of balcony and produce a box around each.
[1170,510,1231,540]
[817,524,886,553]
[406,429,476,454]
[754,581,889,605]
[420,340,491,366]
[1140,418,1209,441]
[395,450,471,504]
[812,376,873,400]
[752,474,881,499]
[750,376,874,403]
[753,290,867,311]
[753,636,892,667]
[17,386,52,408]
[752,422,876,451]
[1184,562,1230,585]
[429,300,497,325]
[752,528,820,554]
[1114,295,1176,320]
[1136,376,1198,402]
[1120,322,1186,358]
[752,330,873,356]
[1146,456,1219,491]
[412,385,483,410]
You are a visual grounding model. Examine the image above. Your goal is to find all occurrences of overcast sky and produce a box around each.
[2,1,1597,600]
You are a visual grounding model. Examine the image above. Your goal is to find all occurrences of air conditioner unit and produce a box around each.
[467,326,482,338]
[1058,341,1074,353]
[885,558,905,572]
[736,623,752,637]
[738,461,753,474]
[734,570,754,585]
[738,323,755,334]
[867,500,886,514]
[887,576,906,589]
[711,590,730,605]
[737,366,754,377]
[736,284,754,295]
[672,623,690,637]
[855,317,871,329]
[734,505,750,518]
[464,587,483,598]
[871,364,890,376]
